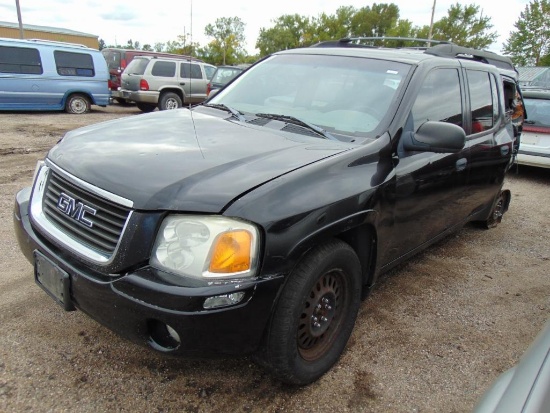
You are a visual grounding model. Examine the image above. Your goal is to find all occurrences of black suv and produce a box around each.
[14,38,520,385]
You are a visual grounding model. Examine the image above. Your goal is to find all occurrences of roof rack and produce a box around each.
[311,37,452,49]
[26,38,89,48]
[425,44,516,73]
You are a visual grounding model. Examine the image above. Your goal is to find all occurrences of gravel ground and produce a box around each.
[0,105,549,412]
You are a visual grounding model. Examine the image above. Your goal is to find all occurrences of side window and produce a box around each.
[467,70,494,133]
[151,61,176,77]
[181,63,203,79]
[0,46,42,74]
[54,51,94,77]
[411,68,462,131]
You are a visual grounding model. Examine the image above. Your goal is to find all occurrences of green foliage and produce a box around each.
[204,17,246,65]
[429,3,497,49]
[503,0,550,66]
[256,14,314,56]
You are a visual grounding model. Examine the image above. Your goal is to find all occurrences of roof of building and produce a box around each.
[518,66,550,82]
[0,21,97,39]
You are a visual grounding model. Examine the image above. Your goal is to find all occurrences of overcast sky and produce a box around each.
[0,0,532,54]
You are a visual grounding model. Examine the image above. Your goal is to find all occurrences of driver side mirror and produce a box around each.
[402,121,466,153]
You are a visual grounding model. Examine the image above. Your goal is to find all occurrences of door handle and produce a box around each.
[180,82,186,86]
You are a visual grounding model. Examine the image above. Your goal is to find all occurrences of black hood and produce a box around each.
[48,109,352,212]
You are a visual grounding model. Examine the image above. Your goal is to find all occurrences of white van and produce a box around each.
[0,38,110,114]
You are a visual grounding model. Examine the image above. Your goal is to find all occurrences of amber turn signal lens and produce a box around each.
[208,230,252,273]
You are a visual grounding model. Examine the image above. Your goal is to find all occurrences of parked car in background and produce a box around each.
[119,56,216,111]
[14,39,520,385]
[207,64,250,97]
[474,319,550,413]
[517,87,550,168]
[101,48,207,104]
[0,37,109,114]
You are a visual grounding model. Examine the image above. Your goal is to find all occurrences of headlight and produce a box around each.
[150,215,260,279]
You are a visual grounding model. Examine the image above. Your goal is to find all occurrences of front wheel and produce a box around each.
[261,239,362,385]
[65,94,90,114]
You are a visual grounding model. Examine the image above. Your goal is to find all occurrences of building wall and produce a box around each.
[0,27,98,49]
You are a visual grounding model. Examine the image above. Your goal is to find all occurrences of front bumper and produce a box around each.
[13,187,283,356]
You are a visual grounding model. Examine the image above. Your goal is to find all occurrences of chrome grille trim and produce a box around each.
[30,163,133,265]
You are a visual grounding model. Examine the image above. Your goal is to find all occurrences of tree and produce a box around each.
[503,0,550,66]
[426,3,497,49]
[204,17,246,65]
[256,14,315,56]
[350,3,400,37]
[98,38,106,50]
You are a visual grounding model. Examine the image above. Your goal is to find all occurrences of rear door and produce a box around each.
[179,62,208,103]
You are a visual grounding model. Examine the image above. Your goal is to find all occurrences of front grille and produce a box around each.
[42,171,131,256]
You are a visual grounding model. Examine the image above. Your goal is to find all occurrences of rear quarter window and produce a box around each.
[151,61,176,77]
[54,51,95,77]
[0,46,43,74]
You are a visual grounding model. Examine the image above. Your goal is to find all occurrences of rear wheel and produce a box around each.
[483,190,510,229]
[261,239,362,385]
[136,103,156,113]
[158,92,183,110]
[65,94,90,114]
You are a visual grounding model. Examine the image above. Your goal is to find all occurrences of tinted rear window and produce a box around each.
[54,51,95,77]
[152,61,176,77]
[125,58,149,75]
[102,50,121,70]
[0,46,42,74]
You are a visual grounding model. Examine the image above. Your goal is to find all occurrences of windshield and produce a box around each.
[212,67,244,85]
[524,97,550,127]
[209,54,410,139]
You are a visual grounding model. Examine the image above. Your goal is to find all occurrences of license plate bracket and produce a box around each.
[34,251,75,311]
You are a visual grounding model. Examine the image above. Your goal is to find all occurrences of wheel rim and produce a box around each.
[165,98,179,110]
[297,269,349,361]
[70,98,87,114]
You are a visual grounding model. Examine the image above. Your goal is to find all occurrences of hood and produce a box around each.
[48,108,352,212]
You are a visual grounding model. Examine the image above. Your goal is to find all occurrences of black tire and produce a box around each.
[262,239,362,385]
[114,98,128,105]
[136,103,156,113]
[65,94,90,114]
[483,190,510,229]
[158,92,183,110]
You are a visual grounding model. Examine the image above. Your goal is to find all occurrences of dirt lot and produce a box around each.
[0,105,549,413]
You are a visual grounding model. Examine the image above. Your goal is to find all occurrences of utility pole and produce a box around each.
[16,0,24,39]
[428,0,436,46]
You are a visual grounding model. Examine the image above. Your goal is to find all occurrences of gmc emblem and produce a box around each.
[56,192,97,228]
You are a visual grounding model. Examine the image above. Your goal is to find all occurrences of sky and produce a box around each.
[0,0,532,54]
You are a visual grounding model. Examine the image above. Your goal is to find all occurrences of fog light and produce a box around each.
[203,292,245,309]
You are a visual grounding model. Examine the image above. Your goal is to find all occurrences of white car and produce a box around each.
[474,319,550,412]
[518,88,550,168]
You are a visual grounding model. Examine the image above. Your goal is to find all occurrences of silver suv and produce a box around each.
[120,56,216,112]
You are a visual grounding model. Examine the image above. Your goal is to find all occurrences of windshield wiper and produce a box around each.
[255,113,337,140]
[202,103,246,122]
